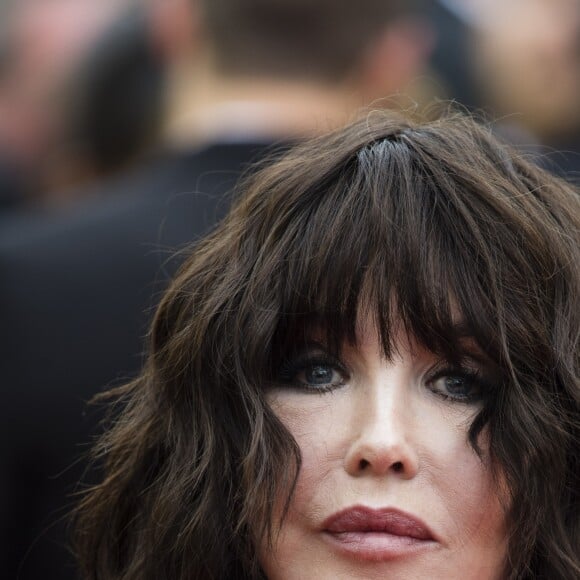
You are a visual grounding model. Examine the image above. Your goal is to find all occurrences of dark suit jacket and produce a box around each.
[0,141,275,579]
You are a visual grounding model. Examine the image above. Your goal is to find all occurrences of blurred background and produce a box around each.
[0,0,578,217]
[0,0,164,210]
[0,0,578,578]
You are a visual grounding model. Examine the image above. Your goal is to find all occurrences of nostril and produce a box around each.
[359,459,370,470]
[392,461,403,473]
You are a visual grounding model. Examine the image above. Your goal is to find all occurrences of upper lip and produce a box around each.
[322,506,437,541]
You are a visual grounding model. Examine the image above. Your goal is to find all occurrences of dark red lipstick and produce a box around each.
[321,506,438,561]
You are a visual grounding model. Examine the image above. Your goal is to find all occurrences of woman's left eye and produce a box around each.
[427,370,484,403]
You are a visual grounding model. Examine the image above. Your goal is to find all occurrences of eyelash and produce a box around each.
[276,352,489,403]
[424,366,487,404]
[276,352,349,394]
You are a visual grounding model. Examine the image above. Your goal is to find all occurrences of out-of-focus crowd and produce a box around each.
[0,1,578,578]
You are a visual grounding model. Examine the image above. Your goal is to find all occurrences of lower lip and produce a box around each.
[323,531,438,561]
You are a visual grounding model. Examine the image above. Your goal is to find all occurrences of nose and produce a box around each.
[343,376,419,479]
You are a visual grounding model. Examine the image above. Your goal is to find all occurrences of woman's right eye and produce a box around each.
[296,363,344,389]
[276,353,348,392]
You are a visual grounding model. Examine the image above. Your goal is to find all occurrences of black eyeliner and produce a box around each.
[426,364,493,403]
[276,350,348,391]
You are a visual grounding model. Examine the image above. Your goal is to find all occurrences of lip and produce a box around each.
[321,506,439,561]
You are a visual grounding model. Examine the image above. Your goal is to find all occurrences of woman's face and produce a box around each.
[260,318,508,580]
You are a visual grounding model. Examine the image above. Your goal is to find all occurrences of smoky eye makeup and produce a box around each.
[275,344,350,393]
[271,336,501,402]
[423,357,498,405]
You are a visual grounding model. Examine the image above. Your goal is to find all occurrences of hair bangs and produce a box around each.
[259,137,508,376]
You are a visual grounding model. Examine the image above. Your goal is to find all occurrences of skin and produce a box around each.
[261,318,509,579]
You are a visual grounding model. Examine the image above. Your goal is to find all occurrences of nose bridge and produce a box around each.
[362,366,410,441]
[344,364,419,478]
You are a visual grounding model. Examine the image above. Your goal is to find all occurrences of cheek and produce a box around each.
[259,397,339,578]
[269,394,340,499]
[424,423,508,558]
[266,393,350,538]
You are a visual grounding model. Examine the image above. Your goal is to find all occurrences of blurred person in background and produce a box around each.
[66,7,165,191]
[424,0,489,111]
[426,0,580,181]
[0,1,433,578]
[471,0,580,179]
[0,0,145,209]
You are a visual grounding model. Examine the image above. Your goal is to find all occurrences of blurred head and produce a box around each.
[0,0,136,202]
[153,0,433,111]
[75,112,579,579]
[67,5,165,177]
[202,0,425,84]
[473,0,580,140]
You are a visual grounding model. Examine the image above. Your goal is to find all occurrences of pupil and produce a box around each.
[445,376,468,395]
[306,365,332,384]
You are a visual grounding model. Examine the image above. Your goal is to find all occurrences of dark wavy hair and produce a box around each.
[74,112,579,579]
